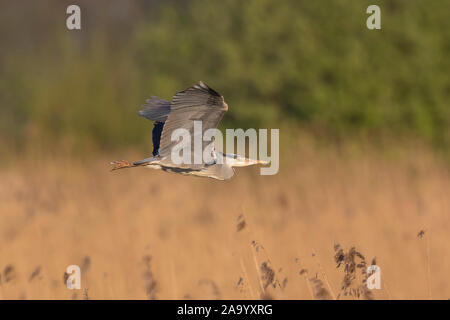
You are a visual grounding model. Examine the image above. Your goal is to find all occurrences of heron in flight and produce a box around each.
[111,81,266,180]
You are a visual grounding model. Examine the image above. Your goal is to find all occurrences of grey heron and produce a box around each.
[110,81,266,180]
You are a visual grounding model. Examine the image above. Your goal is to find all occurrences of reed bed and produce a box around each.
[0,141,449,299]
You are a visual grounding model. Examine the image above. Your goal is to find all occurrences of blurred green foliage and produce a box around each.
[0,0,449,157]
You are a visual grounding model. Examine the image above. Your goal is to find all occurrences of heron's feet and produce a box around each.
[110,160,133,171]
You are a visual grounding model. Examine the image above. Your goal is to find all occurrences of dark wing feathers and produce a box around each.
[138,96,171,156]
[138,96,171,122]
[137,82,227,169]
[151,121,164,156]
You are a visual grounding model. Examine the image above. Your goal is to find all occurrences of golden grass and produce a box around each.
[0,140,449,299]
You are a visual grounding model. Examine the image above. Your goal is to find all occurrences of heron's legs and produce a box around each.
[110,158,156,171]
[110,160,135,171]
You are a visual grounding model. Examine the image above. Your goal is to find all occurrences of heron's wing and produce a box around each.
[138,96,170,122]
[151,121,164,156]
[138,96,171,156]
[158,81,228,169]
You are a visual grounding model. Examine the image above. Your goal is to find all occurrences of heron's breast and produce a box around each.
[146,164,162,170]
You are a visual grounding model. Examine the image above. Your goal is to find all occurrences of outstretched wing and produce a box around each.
[138,96,170,122]
[158,81,228,169]
[138,96,171,156]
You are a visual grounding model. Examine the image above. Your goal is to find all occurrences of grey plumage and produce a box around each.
[138,96,171,122]
[157,82,227,170]
[111,81,262,180]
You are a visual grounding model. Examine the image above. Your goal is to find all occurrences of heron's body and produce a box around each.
[111,81,265,180]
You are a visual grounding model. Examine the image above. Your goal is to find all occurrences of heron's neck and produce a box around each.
[219,152,259,167]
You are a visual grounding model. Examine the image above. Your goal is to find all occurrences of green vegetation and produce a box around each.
[1,0,449,157]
